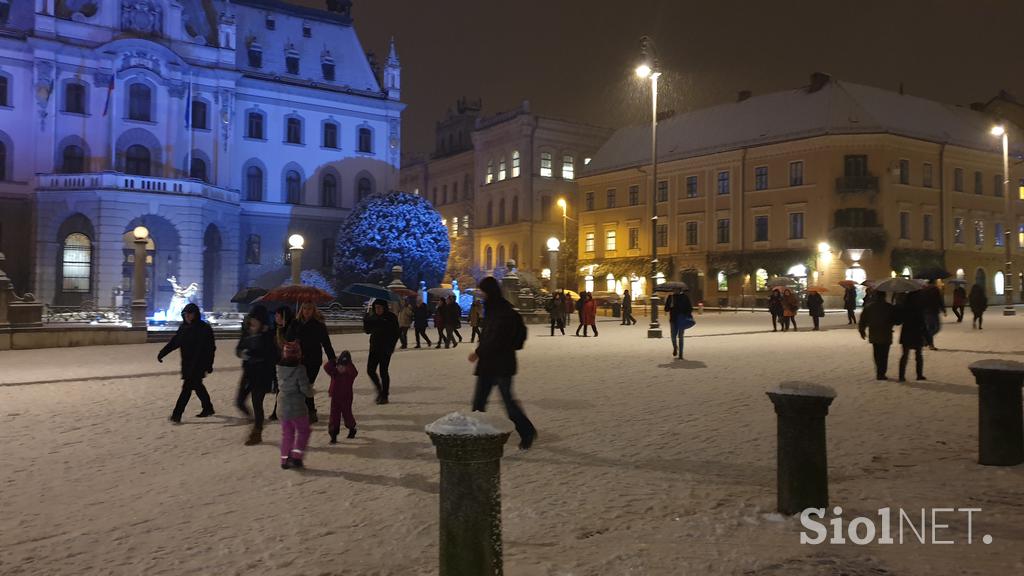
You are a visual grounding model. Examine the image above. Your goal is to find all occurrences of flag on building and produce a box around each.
[101,74,115,116]
[184,76,192,129]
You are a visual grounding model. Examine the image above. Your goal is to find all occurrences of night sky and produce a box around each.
[291,0,1023,156]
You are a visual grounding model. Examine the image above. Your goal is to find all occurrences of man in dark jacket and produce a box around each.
[469,276,537,450]
[858,290,896,380]
[664,288,693,358]
[621,290,637,325]
[158,303,216,422]
[843,286,858,324]
[920,280,946,350]
[412,300,432,348]
[363,298,400,404]
[897,291,927,382]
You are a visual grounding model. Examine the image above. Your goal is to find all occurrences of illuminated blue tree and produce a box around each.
[334,192,450,287]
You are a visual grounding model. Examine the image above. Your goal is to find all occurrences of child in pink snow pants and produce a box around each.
[324,350,358,443]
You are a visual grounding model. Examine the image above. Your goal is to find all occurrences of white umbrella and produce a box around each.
[873,277,923,294]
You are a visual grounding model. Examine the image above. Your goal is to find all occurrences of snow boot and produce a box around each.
[329,429,338,444]
[287,456,304,469]
[347,427,357,439]
[245,426,262,446]
[281,457,291,470]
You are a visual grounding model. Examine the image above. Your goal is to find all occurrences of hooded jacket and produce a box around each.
[158,303,216,380]
[363,299,400,353]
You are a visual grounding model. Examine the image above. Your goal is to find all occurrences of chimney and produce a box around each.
[808,72,831,93]
[737,90,752,102]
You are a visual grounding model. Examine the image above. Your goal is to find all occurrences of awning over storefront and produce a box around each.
[578,256,674,279]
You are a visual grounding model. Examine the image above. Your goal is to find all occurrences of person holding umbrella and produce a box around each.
[968,284,988,329]
[664,286,694,358]
[858,290,896,380]
[363,298,400,404]
[806,288,825,331]
[896,290,927,382]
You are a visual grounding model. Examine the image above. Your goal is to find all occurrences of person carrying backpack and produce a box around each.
[468,276,537,450]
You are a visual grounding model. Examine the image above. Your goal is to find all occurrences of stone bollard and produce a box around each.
[766,382,836,515]
[969,360,1024,466]
[426,412,512,576]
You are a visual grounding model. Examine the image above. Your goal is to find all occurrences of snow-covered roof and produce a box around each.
[583,79,1003,177]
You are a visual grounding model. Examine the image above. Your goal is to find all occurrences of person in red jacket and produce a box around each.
[582,292,599,337]
[323,350,358,442]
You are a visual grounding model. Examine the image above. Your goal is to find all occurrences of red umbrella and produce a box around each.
[260,285,334,304]
[838,280,857,288]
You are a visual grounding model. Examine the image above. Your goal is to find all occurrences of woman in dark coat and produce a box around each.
[434,299,449,349]
[768,289,784,332]
[807,291,825,331]
[413,300,432,348]
[235,307,277,444]
[897,291,927,381]
[445,295,463,345]
[843,286,857,324]
[968,284,988,329]
[290,302,336,423]
[621,290,637,325]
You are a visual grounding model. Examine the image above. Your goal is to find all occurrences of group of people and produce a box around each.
[767,288,804,331]
[951,283,990,329]
[543,291,599,337]
[396,296,484,349]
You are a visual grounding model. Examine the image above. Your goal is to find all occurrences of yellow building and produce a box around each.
[577,74,1022,307]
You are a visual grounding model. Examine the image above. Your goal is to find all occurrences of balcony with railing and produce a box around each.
[35,172,240,204]
[835,174,879,194]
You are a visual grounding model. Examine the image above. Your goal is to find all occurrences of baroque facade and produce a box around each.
[0,0,403,313]
[578,74,1022,307]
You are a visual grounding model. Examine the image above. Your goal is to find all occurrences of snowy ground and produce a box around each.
[2,312,1023,575]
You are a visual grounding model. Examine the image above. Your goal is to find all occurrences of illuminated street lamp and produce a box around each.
[636,35,663,338]
[556,197,568,242]
[131,226,149,328]
[547,236,560,291]
[288,233,305,286]
[991,125,1015,315]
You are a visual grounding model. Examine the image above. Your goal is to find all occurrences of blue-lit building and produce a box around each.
[0,0,403,312]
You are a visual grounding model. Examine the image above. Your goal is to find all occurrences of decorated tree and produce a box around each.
[334,192,451,287]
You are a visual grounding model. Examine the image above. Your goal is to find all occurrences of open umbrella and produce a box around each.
[427,287,454,298]
[230,287,268,304]
[805,286,829,293]
[560,290,581,301]
[873,277,923,294]
[766,277,798,287]
[261,285,335,304]
[343,283,396,302]
[654,281,689,292]
[946,278,968,286]
[860,279,877,288]
[913,267,951,281]
[837,280,857,289]
[390,286,417,298]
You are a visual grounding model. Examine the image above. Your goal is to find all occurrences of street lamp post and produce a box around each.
[556,198,569,289]
[131,226,149,328]
[992,125,1015,316]
[288,233,304,286]
[636,36,662,338]
[547,237,560,292]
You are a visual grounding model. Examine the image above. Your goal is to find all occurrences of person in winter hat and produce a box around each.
[276,305,313,469]
[324,350,358,442]
[363,298,400,404]
[158,303,216,422]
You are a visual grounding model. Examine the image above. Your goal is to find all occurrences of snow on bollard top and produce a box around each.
[767,381,837,399]
[969,359,1024,373]
[425,411,513,437]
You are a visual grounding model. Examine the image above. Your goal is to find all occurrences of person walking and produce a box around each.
[896,291,927,382]
[583,292,598,336]
[235,307,277,444]
[621,290,637,325]
[968,284,988,329]
[276,314,313,469]
[290,302,336,424]
[267,306,295,421]
[434,299,449,349]
[158,302,216,423]
[952,285,967,323]
[807,290,825,331]
[468,299,483,343]
[574,293,586,336]
[397,297,413,349]
[445,295,463,346]
[858,290,896,380]
[781,288,800,331]
[469,276,537,450]
[364,298,400,404]
[843,285,858,325]
[768,289,784,332]
[323,350,357,442]
[921,279,946,350]
[564,293,576,330]
[413,299,432,348]
[546,293,566,336]
[664,288,694,358]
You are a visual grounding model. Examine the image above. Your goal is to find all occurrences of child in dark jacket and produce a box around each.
[324,350,358,443]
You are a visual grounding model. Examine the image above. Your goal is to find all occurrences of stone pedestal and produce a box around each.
[766,382,836,515]
[425,412,512,576]
[969,360,1024,466]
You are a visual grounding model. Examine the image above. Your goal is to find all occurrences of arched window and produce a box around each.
[357,177,372,201]
[358,127,372,153]
[486,200,493,226]
[498,198,506,224]
[585,275,594,293]
[322,173,337,207]
[190,157,207,182]
[755,268,768,291]
[128,83,151,121]
[286,117,303,144]
[191,100,208,130]
[125,145,151,176]
[286,170,302,204]
[61,145,85,173]
[511,150,521,178]
[511,196,519,222]
[717,271,728,292]
[246,165,263,201]
[606,273,616,292]
[62,233,92,292]
[497,245,506,267]
[485,246,493,270]
[64,83,86,114]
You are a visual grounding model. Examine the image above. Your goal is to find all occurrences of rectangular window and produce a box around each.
[953,217,964,244]
[584,232,595,252]
[922,163,933,188]
[606,230,617,251]
[248,46,262,68]
[899,159,910,185]
[65,84,86,114]
[923,214,934,241]
[899,211,910,239]
[717,219,730,244]
[954,168,964,192]
[498,158,506,181]
[606,189,616,209]
[511,152,520,178]
[286,55,299,75]
[754,215,769,242]
[995,223,1005,247]
[974,171,983,194]
[485,162,494,185]
[265,16,275,30]
[974,220,984,246]
[844,155,868,177]
[562,155,574,180]
[286,118,302,144]
[685,221,698,246]
[994,174,1004,197]
[717,171,730,195]
[657,180,668,202]
[323,123,338,148]
[246,112,264,139]
[0,77,7,107]
[788,212,804,240]
[191,100,207,130]
[322,62,335,81]
[789,161,804,186]
[584,191,594,211]
[754,166,768,190]
[540,152,553,178]
[303,24,312,38]
[656,224,668,248]
[686,175,698,198]
[628,227,639,249]
[628,185,639,206]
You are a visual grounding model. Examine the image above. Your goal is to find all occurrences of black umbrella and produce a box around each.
[913,267,951,281]
[231,287,268,304]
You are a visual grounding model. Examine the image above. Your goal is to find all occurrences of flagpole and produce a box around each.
[186,73,193,179]
[108,72,116,170]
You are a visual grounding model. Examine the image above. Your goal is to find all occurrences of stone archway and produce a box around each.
[123,215,181,314]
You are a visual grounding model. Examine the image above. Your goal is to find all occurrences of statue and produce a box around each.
[166,275,198,320]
